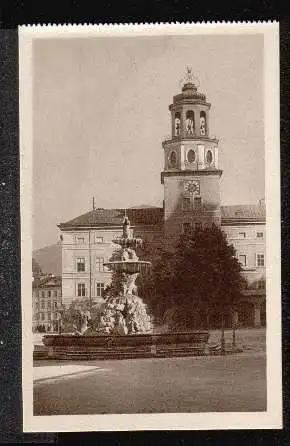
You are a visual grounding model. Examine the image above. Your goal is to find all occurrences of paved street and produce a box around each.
[34,351,266,415]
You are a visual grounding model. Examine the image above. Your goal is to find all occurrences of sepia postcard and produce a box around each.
[19,22,281,431]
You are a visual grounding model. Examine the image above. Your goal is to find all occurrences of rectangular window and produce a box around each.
[256,254,265,267]
[54,301,58,309]
[194,197,202,209]
[48,290,51,297]
[257,232,264,238]
[257,279,265,289]
[96,257,104,271]
[96,237,104,244]
[195,222,202,231]
[239,232,246,238]
[35,303,39,310]
[182,222,191,234]
[77,283,86,297]
[41,291,45,298]
[238,255,247,267]
[41,300,45,309]
[77,236,85,244]
[96,282,105,297]
[47,312,51,321]
[40,313,45,321]
[77,258,85,272]
[35,290,39,297]
[47,301,51,309]
[54,290,58,297]
[182,197,191,211]
[54,312,58,320]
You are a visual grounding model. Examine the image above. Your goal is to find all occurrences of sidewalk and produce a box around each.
[33,364,108,383]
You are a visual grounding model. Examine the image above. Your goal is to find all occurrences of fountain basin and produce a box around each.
[104,260,151,274]
[39,331,210,360]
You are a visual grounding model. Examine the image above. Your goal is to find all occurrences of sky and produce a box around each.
[33,33,264,250]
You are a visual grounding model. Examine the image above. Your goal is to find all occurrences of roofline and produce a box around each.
[58,223,164,231]
[161,169,223,184]
[221,219,265,226]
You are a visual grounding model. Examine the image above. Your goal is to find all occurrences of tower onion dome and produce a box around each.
[173,66,207,105]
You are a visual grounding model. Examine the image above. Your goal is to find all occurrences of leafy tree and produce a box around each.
[173,225,245,329]
[138,225,245,331]
[137,238,179,321]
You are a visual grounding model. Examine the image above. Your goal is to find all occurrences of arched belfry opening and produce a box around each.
[174,112,181,136]
[200,111,207,136]
[186,110,195,136]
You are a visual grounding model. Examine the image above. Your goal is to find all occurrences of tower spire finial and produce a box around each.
[180,66,200,89]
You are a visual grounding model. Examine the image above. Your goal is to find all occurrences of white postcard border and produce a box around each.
[19,22,281,432]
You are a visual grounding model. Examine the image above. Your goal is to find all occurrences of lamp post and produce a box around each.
[232,308,238,350]
[221,311,225,355]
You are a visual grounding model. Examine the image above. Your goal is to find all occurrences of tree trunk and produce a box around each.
[232,311,236,349]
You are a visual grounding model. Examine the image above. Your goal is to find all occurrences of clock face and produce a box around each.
[184,180,200,195]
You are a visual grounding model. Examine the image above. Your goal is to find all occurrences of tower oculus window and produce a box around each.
[169,150,177,166]
[206,150,213,165]
[187,149,196,163]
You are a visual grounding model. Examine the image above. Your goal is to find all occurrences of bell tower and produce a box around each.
[161,67,222,240]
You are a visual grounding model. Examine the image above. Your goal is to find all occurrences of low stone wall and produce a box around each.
[40,331,210,360]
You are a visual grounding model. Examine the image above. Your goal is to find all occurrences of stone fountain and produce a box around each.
[40,216,210,360]
[96,215,153,335]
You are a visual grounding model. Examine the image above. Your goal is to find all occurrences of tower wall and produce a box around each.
[163,173,221,240]
[162,74,222,243]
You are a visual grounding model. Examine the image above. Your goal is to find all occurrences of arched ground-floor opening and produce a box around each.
[196,297,266,330]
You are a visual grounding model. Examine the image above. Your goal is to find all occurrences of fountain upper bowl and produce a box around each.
[104,260,151,274]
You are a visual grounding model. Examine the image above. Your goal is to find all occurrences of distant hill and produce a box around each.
[33,243,62,276]
[32,258,43,278]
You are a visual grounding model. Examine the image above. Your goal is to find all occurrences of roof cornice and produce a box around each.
[161,169,223,184]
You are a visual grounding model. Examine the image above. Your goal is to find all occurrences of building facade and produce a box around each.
[58,208,164,306]
[58,73,266,328]
[32,275,62,332]
[221,204,266,327]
